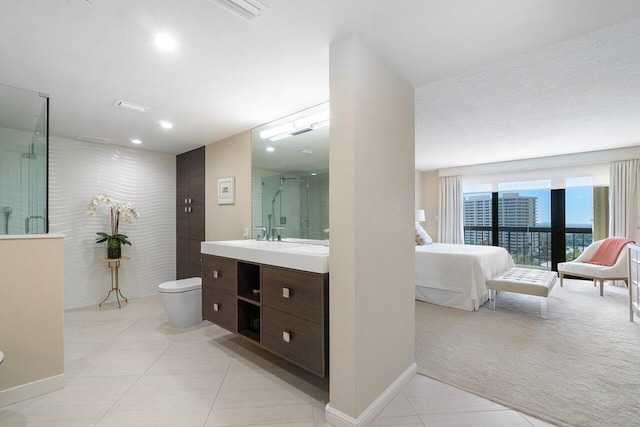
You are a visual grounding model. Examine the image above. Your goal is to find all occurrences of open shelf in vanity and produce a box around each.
[201,246,329,377]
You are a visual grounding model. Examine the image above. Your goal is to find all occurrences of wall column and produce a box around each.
[327,35,416,426]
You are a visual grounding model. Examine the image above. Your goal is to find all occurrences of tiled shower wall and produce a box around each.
[49,137,176,309]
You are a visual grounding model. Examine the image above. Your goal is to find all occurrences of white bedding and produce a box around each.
[415,243,514,311]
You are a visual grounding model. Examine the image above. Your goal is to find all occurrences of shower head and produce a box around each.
[272,188,282,203]
[280,176,305,184]
[3,207,11,214]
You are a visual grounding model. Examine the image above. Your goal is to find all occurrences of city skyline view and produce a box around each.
[464,187,594,228]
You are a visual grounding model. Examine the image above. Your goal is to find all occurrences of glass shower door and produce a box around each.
[0,84,48,235]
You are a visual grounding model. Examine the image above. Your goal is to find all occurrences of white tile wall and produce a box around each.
[48,137,176,309]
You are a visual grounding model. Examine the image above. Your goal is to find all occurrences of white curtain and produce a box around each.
[439,175,464,244]
[609,159,639,240]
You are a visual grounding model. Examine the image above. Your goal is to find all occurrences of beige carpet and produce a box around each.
[415,279,640,427]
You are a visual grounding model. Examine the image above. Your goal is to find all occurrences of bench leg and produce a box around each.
[559,272,563,287]
[489,289,496,310]
[599,279,604,296]
[541,298,548,319]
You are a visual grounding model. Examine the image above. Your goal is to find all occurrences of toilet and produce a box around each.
[158,277,203,328]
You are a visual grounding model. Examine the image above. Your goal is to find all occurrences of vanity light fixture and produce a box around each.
[130,138,142,145]
[266,146,275,152]
[153,33,178,51]
[159,121,173,129]
[260,109,330,142]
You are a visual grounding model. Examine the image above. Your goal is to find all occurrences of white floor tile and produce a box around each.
[74,341,172,377]
[95,372,225,426]
[205,404,314,427]
[521,412,559,426]
[371,415,425,426]
[419,410,533,427]
[4,294,558,427]
[64,319,137,344]
[0,375,137,426]
[377,392,417,418]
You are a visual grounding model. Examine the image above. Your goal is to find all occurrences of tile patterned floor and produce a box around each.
[0,296,556,426]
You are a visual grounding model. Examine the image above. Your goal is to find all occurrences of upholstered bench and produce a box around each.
[487,268,558,319]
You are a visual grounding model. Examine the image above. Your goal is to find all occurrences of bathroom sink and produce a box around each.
[201,240,329,273]
[280,244,329,255]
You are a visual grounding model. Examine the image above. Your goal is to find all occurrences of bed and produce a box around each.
[415,243,515,311]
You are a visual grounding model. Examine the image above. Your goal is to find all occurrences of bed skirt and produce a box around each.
[415,285,489,311]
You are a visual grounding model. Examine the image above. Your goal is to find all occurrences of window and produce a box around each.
[463,181,600,270]
[463,192,492,245]
[565,187,594,261]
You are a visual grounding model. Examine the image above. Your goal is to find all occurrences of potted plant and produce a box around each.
[87,194,139,259]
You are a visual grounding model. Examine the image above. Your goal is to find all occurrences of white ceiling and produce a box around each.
[2,0,640,169]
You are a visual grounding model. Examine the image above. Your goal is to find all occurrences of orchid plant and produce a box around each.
[87,193,140,248]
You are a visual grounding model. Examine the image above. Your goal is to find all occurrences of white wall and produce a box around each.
[328,35,415,422]
[49,137,176,309]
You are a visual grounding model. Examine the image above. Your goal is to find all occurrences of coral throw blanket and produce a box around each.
[587,237,634,266]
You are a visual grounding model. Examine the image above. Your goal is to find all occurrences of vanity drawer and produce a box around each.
[262,307,324,375]
[202,287,236,332]
[262,265,326,324]
[202,254,236,295]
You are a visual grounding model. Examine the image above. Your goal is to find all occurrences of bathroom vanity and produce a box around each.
[201,240,329,377]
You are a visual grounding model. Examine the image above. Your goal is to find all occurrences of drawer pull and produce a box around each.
[213,303,219,312]
[188,198,192,204]
[184,198,188,204]
[282,287,290,298]
[213,271,219,279]
[184,207,188,212]
[283,331,291,343]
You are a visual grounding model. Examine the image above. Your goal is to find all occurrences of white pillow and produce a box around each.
[415,223,433,245]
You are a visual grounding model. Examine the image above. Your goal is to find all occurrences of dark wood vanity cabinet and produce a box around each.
[201,254,329,377]
[176,147,205,279]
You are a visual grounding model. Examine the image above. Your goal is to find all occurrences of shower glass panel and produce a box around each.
[261,169,329,240]
[0,84,48,235]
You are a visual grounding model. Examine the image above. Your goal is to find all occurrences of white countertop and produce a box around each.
[201,240,329,274]
[0,234,64,240]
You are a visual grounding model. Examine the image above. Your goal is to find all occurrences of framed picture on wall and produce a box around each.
[218,176,235,205]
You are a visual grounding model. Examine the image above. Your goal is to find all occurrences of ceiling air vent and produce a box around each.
[113,99,150,113]
[209,0,269,23]
[77,135,111,144]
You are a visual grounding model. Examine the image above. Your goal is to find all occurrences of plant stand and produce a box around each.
[99,256,130,309]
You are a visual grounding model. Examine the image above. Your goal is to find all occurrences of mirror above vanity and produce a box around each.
[251,102,329,243]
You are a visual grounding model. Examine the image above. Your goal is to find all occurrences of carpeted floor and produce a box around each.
[415,278,640,427]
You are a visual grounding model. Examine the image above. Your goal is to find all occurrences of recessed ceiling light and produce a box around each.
[266,146,275,152]
[130,138,142,145]
[153,33,178,51]
[310,172,317,176]
[159,121,173,129]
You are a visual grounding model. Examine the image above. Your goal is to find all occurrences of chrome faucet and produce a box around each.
[252,226,267,241]
[272,226,285,241]
[25,215,45,234]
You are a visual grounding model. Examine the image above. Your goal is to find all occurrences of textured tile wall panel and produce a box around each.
[49,138,176,309]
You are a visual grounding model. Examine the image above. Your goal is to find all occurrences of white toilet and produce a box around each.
[158,277,203,328]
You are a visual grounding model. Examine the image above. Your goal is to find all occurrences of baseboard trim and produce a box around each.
[0,374,65,408]
[325,362,417,427]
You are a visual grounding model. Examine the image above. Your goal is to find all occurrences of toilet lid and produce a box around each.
[158,277,202,293]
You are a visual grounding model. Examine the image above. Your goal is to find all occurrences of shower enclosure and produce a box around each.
[259,169,329,241]
[0,84,48,235]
